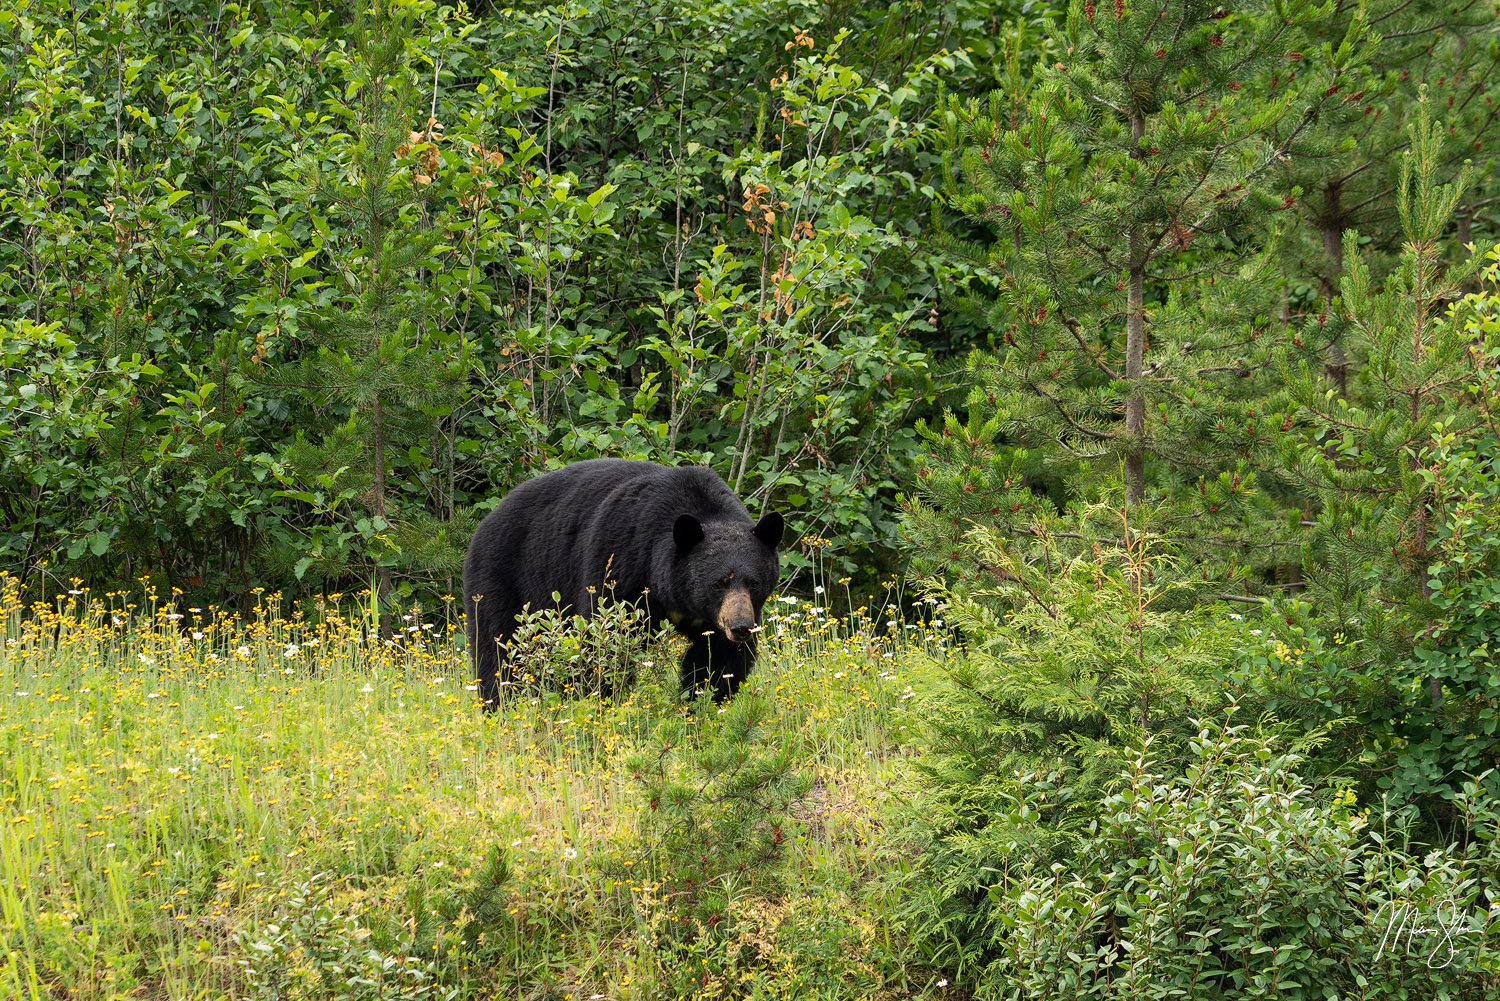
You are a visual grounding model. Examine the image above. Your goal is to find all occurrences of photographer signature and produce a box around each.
[1373,898,1493,969]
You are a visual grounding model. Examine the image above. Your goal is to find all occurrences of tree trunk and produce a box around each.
[372,387,392,640]
[1124,112,1147,510]
[1125,258,1146,509]
[1319,181,1347,396]
[1409,246,1440,708]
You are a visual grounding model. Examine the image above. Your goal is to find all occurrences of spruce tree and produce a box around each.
[269,1,469,610]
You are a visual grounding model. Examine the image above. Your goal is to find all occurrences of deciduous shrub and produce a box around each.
[982,715,1500,1000]
[492,589,677,701]
[237,877,458,1001]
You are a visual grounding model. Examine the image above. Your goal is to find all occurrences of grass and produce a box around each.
[0,573,952,1000]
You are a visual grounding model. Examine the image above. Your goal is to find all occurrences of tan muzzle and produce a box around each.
[716,588,756,643]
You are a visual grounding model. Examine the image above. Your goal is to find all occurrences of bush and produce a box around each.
[981,713,1500,1000]
[624,691,811,929]
[237,876,458,1001]
[1401,433,1500,814]
[898,510,1239,980]
[491,586,677,702]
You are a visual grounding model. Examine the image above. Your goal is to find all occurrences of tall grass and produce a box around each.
[0,574,950,999]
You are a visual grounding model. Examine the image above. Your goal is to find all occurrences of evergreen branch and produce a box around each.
[1026,382,1116,446]
[1058,311,1123,381]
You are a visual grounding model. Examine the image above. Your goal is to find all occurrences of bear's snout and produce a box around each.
[716,588,757,644]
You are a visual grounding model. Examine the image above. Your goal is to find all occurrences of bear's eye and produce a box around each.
[717,573,734,588]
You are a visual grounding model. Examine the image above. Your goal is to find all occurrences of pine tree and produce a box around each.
[270,1,469,610]
[1278,94,1482,689]
[926,0,1366,587]
[1272,0,1500,392]
[1259,94,1500,821]
[902,379,1051,594]
[625,691,810,927]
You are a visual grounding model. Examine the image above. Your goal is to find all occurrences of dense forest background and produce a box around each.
[1,0,979,606]
[1,0,1496,605]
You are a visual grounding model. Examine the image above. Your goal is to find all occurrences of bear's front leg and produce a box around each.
[710,633,755,702]
[679,633,754,703]
[679,634,714,699]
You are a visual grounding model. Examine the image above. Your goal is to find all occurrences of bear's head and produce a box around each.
[671,512,783,643]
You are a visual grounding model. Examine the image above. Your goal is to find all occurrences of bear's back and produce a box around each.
[464,460,750,613]
[504,460,746,526]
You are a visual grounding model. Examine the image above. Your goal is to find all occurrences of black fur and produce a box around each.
[462,459,783,708]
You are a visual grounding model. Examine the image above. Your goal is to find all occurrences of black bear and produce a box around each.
[462,459,783,709]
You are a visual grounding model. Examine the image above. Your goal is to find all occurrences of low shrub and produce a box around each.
[494,588,677,702]
[982,712,1500,999]
[624,691,812,930]
[237,876,458,1001]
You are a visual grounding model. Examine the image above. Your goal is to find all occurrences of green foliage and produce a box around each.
[902,0,1500,884]
[0,0,351,600]
[900,513,1237,979]
[0,320,149,579]
[1406,434,1500,810]
[1275,0,1499,346]
[238,876,459,1001]
[932,0,1361,552]
[983,715,1500,1000]
[902,375,1051,590]
[625,692,811,928]
[1259,105,1500,816]
[0,0,970,604]
[495,588,677,700]
[926,518,1231,792]
[259,1,473,606]
[1279,98,1482,661]
[1217,603,1369,763]
[270,0,468,591]
[433,843,515,960]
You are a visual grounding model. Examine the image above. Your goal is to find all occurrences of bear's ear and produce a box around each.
[753,511,784,550]
[674,514,705,552]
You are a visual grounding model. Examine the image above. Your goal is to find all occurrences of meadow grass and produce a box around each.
[0,574,951,1000]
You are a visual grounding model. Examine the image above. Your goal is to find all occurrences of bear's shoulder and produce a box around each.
[656,465,747,518]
